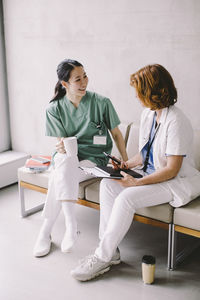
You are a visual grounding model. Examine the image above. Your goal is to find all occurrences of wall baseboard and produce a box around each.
[0,151,30,188]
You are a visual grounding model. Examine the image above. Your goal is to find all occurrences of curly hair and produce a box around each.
[130,64,177,110]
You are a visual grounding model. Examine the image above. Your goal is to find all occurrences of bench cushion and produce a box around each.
[18,166,98,199]
[85,180,173,223]
[173,196,200,231]
[18,167,50,188]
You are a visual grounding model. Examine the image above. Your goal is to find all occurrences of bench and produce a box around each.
[18,123,200,270]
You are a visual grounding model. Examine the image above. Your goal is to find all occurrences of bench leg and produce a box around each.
[19,183,26,217]
[170,224,200,270]
[170,224,177,270]
[19,183,44,218]
[167,223,173,270]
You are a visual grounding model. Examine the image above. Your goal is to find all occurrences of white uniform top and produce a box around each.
[139,105,200,207]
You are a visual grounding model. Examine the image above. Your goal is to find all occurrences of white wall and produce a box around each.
[3,0,200,155]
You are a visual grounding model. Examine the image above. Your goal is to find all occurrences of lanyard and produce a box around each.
[143,122,161,172]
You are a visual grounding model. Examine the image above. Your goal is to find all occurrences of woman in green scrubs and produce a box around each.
[33,59,128,257]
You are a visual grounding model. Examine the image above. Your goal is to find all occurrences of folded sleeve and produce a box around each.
[45,104,67,137]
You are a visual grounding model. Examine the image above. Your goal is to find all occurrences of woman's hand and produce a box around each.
[56,138,66,154]
[110,127,128,161]
[117,171,139,187]
[120,161,129,169]
[117,155,184,187]
[111,158,129,170]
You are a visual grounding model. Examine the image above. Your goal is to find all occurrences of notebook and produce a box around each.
[79,165,143,179]
[25,155,51,171]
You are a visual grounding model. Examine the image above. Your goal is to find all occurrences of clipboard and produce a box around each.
[79,165,143,179]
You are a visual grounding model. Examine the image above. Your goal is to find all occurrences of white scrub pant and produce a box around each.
[42,153,96,220]
[95,178,173,262]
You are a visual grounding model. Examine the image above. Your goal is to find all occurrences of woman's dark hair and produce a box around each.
[130,64,177,109]
[50,59,83,102]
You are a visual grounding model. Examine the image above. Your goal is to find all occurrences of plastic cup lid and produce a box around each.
[142,255,156,264]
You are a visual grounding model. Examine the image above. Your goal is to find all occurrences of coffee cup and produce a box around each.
[63,137,78,157]
[142,255,156,284]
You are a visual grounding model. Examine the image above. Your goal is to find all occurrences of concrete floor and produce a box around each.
[0,183,200,300]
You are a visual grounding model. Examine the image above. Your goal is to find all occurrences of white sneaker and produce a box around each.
[110,248,121,265]
[61,231,78,253]
[71,255,111,281]
[33,236,51,257]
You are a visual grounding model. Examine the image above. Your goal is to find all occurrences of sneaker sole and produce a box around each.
[110,258,121,265]
[73,266,111,281]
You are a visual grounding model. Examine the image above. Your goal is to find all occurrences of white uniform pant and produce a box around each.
[42,153,96,219]
[95,178,173,262]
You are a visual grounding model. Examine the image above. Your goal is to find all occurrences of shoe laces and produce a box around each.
[80,255,99,269]
[79,254,92,263]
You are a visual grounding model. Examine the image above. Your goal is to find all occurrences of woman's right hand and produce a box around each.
[56,138,66,154]
[111,159,129,170]
[120,161,129,169]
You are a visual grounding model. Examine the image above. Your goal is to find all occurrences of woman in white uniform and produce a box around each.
[33,59,128,257]
[71,64,200,281]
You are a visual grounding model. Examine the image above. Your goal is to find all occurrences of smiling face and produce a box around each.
[61,66,88,99]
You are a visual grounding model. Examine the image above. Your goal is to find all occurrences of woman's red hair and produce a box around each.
[130,64,177,109]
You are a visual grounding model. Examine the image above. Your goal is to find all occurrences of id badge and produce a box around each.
[93,135,107,145]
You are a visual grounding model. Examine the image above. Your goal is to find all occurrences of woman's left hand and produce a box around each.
[117,171,139,187]
[56,138,66,154]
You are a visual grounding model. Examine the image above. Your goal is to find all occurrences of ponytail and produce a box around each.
[50,59,83,103]
[50,81,66,102]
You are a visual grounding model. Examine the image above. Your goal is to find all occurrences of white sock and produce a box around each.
[38,218,54,240]
[61,202,77,237]
[38,204,61,240]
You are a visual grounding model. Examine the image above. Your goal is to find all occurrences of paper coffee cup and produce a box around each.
[142,255,156,284]
[63,137,78,157]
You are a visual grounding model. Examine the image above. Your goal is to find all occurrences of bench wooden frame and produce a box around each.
[19,180,173,270]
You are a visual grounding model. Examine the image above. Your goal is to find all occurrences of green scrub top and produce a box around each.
[46,91,120,166]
